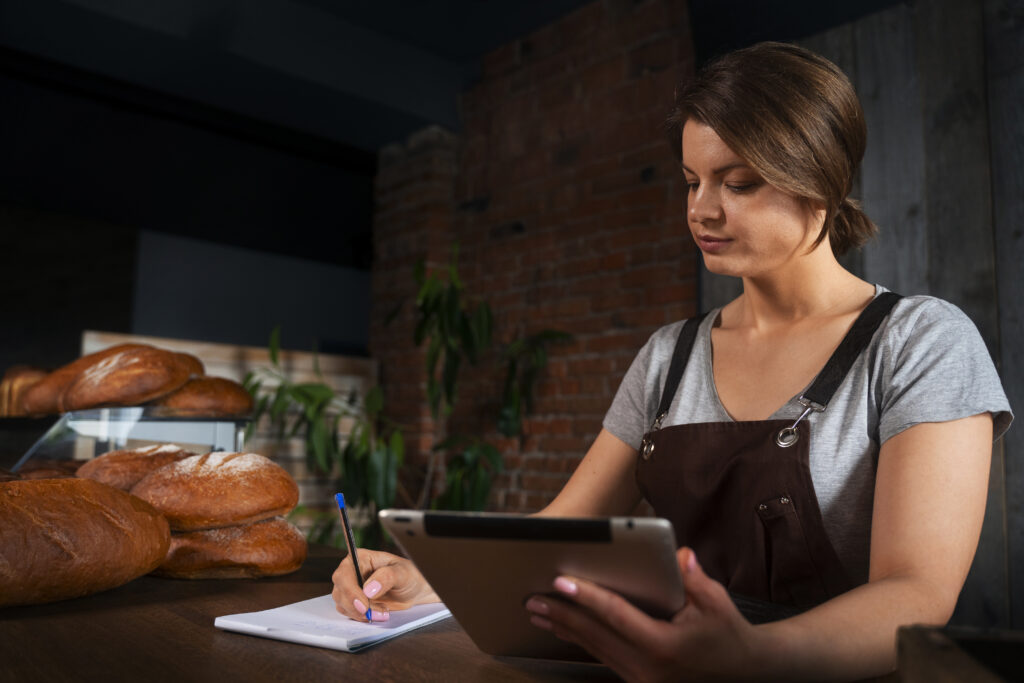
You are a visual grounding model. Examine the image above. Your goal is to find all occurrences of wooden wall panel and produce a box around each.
[857,5,930,295]
[699,0,1020,625]
[984,0,1024,629]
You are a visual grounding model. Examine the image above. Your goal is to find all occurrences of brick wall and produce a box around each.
[371,0,697,512]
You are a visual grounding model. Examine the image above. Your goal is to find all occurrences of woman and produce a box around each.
[333,42,1011,680]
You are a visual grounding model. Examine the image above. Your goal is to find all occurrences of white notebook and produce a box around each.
[215,594,451,652]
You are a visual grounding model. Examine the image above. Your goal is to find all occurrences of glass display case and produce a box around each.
[11,407,249,473]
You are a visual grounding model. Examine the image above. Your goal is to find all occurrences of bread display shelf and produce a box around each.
[11,406,248,474]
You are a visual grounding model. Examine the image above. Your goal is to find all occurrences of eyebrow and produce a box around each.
[680,162,750,175]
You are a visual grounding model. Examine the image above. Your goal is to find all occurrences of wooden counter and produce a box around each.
[0,545,616,682]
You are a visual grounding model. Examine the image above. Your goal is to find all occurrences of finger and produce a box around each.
[551,575,667,647]
[331,557,365,619]
[525,592,645,680]
[675,547,734,618]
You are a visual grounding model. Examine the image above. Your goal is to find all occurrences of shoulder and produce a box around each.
[882,293,984,351]
[639,312,715,362]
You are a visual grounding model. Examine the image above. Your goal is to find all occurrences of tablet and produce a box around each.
[378,509,686,661]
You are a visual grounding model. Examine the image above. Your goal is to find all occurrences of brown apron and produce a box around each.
[636,293,901,623]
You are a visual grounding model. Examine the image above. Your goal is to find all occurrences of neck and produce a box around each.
[730,250,872,329]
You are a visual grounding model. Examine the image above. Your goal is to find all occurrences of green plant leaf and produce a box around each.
[310,417,331,474]
[364,385,383,416]
[291,383,336,404]
[441,353,461,413]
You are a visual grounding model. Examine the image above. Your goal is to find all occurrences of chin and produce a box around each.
[701,254,746,278]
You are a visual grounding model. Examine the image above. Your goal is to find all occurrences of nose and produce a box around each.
[688,184,722,224]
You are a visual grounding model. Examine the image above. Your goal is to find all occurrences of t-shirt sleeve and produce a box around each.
[877,298,1013,444]
[602,332,660,451]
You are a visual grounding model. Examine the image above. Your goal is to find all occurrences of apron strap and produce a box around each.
[655,311,712,421]
[654,292,903,422]
[800,291,902,409]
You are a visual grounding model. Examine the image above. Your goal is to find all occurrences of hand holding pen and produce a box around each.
[330,493,442,621]
[335,493,390,622]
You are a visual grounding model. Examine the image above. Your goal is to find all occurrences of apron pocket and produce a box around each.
[756,494,830,608]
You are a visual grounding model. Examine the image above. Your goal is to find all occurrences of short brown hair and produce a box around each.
[667,42,876,257]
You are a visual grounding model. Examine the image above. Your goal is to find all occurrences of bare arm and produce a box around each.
[527,413,994,681]
[539,428,643,517]
[756,412,994,678]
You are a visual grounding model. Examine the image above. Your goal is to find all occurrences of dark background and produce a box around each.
[0,0,903,369]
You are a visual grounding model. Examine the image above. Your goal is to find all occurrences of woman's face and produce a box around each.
[681,120,825,279]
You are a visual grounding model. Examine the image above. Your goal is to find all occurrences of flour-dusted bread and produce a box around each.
[60,346,198,412]
[130,452,299,531]
[152,517,307,579]
[76,444,198,491]
[149,376,254,417]
[0,478,171,607]
[20,344,151,416]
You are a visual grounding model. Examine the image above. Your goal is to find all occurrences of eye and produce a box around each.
[685,180,699,192]
[726,183,756,193]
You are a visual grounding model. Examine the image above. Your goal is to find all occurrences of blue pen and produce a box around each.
[335,493,372,622]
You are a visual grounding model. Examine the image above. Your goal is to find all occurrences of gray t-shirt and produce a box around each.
[603,286,1013,584]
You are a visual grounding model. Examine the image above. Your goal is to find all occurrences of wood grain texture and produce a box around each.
[0,545,618,682]
[984,0,1024,629]
[912,0,1008,629]
[856,4,930,296]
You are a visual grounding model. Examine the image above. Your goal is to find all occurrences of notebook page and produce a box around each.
[215,594,451,652]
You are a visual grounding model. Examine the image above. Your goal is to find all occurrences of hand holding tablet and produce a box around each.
[378,509,686,661]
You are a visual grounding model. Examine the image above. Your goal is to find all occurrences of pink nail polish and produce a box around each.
[364,580,382,598]
[353,598,368,616]
[525,597,549,614]
[554,577,578,595]
[687,551,699,572]
[369,607,390,622]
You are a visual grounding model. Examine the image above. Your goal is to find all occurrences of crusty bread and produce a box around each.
[16,458,84,480]
[76,444,197,491]
[61,346,195,412]
[152,517,307,579]
[177,353,205,378]
[148,376,254,417]
[130,452,299,531]
[0,478,171,607]
[0,366,47,417]
[20,344,150,416]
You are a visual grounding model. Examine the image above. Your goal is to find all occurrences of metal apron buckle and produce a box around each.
[775,397,825,448]
[640,411,667,460]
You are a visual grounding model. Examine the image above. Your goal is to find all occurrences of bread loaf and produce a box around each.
[149,377,254,417]
[0,478,171,607]
[16,458,83,480]
[76,444,197,491]
[20,344,150,416]
[0,366,47,417]
[152,517,307,579]
[131,452,299,531]
[61,346,200,412]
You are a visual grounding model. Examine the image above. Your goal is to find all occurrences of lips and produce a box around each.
[695,234,732,253]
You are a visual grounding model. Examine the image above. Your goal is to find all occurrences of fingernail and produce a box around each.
[687,551,699,572]
[525,597,549,615]
[369,606,390,622]
[554,577,578,595]
[353,598,368,617]
[530,614,553,631]
[364,580,382,598]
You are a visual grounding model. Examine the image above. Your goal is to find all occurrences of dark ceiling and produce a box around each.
[0,0,900,269]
